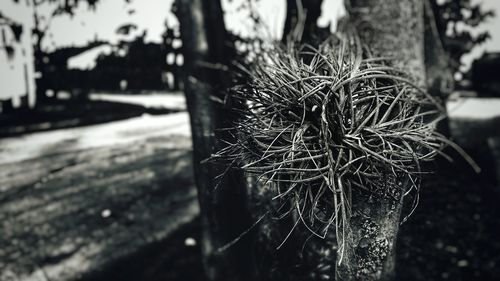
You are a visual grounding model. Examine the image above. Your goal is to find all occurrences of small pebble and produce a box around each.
[445,245,458,253]
[184,237,197,247]
[101,209,112,218]
[319,274,331,280]
[457,260,469,267]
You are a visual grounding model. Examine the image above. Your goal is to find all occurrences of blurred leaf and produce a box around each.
[116,23,138,35]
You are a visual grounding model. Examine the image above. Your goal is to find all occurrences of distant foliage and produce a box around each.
[34,0,100,16]
[0,12,23,58]
[431,0,495,75]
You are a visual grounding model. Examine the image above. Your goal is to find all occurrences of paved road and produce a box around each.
[0,113,198,281]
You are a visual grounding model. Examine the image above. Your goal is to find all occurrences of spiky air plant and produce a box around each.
[213,33,477,261]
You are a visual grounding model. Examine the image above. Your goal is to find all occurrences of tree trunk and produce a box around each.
[338,0,427,280]
[282,0,325,44]
[423,0,453,100]
[283,0,300,42]
[178,0,432,280]
[423,0,453,136]
[175,1,257,280]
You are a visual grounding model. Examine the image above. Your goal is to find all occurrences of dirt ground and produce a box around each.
[0,113,197,281]
[78,145,500,281]
[396,147,500,281]
[2,109,499,281]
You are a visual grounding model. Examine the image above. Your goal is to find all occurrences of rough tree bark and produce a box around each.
[174,1,256,280]
[178,0,432,280]
[337,0,427,280]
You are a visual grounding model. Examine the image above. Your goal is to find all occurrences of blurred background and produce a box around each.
[0,0,499,280]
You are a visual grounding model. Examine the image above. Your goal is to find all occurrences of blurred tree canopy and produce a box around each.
[30,0,103,54]
[0,11,23,58]
[231,0,494,82]
[33,0,100,16]
[9,0,118,99]
[430,0,495,75]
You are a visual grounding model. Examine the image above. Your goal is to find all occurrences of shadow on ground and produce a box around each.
[71,145,500,281]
